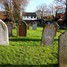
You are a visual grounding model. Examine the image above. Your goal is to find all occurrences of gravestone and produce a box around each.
[41,21,58,45]
[27,23,30,30]
[0,19,9,45]
[32,22,37,30]
[7,21,13,36]
[59,31,67,67]
[18,20,27,36]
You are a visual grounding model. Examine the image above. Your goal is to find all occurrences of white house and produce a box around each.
[22,12,37,21]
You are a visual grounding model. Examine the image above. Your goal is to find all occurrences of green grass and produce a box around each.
[0,45,58,66]
[10,27,43,46]
[10,27,65,46]
[0,27,65,67]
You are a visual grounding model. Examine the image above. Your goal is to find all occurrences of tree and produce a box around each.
[64,0,67,26]
[0,0,28,36]
[0,0,28,22]
[36,4,51,19]
[36,4,54,45]
[54,0,67,27]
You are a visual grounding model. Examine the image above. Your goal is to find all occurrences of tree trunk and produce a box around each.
[64,0,67,27]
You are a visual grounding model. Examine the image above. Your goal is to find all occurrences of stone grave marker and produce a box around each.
[59,31,67,67]
[18,20,27,36]
[0,19,9,45]
[7,21,13,36]
[41,21,58,45]
[32,22,37,30]
[27,24,29,30]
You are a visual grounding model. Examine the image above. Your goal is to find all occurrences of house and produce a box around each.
[22,12,37,21]
[22,12,38,27]
[0,11,38,24]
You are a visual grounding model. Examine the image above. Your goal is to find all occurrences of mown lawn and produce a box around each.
[0,27,65,67]
[10,27,43,46]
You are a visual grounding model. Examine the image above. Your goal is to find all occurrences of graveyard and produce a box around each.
[0,0,67,67]
[0,24,65,66]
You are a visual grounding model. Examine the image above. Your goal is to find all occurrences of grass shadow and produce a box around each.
[54,39,59,41]
[0,64,59,67]
[9,38,41,41]
[9,37,59,42]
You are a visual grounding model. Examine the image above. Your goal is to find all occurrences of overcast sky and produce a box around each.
[0,3,4,11]
[0,0,54,11]
[0,0,65,12]
[25,0,54,12]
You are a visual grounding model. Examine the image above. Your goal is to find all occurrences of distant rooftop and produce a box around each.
[22,12,37,21]
[22,12,37,17]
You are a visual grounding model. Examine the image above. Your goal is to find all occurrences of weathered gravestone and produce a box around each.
[7,21,13,36]
[0,19,9,45]
[59,31,67,67]
[41,21,58,45]
[27,23,30,30]
[18,20,27,36]
[32,22,37,30]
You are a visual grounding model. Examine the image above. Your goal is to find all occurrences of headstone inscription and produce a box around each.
[0,19,9,45]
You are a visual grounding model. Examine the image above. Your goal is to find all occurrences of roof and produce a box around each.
[22,12,37,17]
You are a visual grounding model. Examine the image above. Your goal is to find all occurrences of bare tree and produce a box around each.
[0,0,28,36]
[36,4,51,19]
[54,0,67,27]
[64,0,67,26]
[0,0,28,22]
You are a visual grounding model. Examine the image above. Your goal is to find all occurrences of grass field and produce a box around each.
[0,27,65,67]
[10,27,43,46]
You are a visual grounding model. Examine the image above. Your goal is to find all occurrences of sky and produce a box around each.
[25,0,54,12]
[0,0,65,12]
[0,4,4,11]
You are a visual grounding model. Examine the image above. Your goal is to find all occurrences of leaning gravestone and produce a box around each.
[0,19,9,45]
[59,31,67,67]
[32,22,37,30]
[41,21,58,45]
